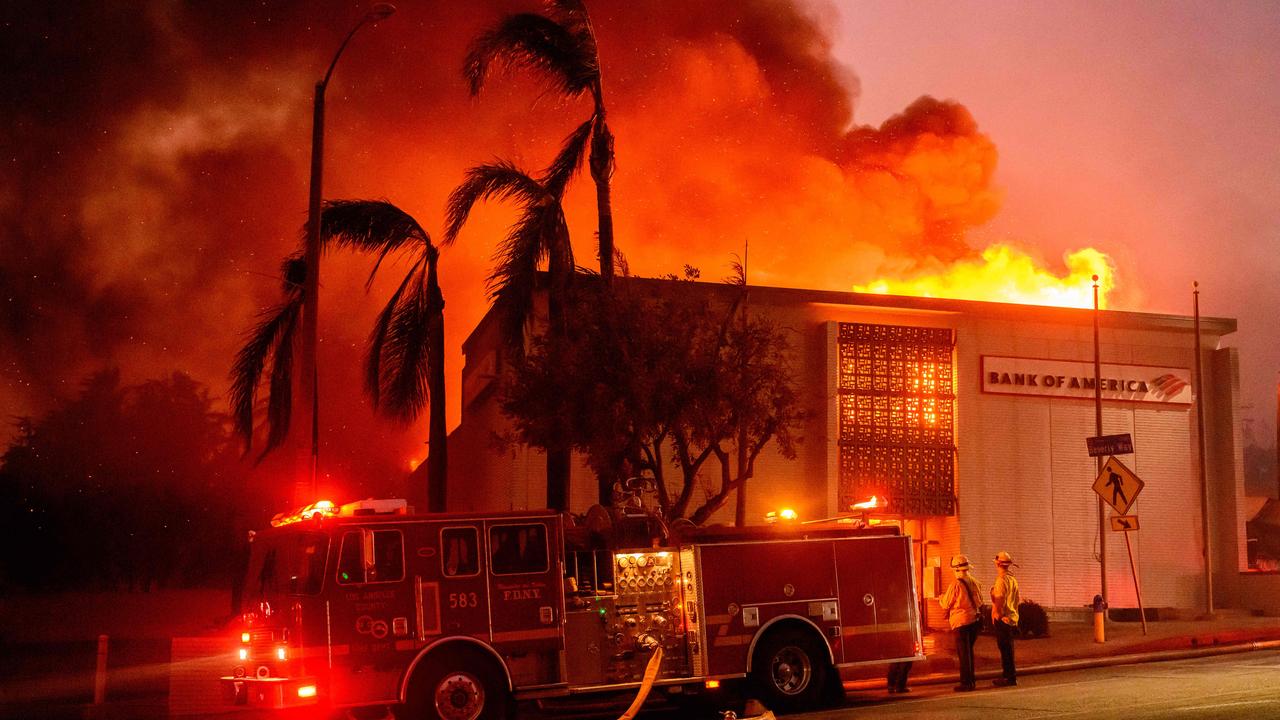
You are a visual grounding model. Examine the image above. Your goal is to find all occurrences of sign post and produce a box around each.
[1094,456,1148,635]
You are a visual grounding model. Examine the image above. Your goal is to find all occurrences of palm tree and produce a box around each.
[230,201,450,512]
[444,160,575,510]
[319,200,448,512]
[230,255,306,458]
[465,0,617,285]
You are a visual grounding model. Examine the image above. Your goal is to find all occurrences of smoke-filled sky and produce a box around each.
[3,1,1278,489]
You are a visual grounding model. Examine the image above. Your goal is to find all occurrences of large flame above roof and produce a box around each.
[854,244,1115,309]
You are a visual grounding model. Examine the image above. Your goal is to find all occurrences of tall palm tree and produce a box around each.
[320,200,448,512]
[445,160,575,510]
[465,0,616,285]
[230,255,306,458]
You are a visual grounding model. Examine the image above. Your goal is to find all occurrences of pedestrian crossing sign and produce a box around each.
[1093,456,1144,515]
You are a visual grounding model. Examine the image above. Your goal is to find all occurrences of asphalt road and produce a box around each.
[799,649,1280,720]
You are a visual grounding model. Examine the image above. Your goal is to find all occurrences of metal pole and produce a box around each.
[296,6,395,504]
[1193,281,1214,615]
[1123,531,1148,635]
[1093,275,1107,611]
[297,80,325,506]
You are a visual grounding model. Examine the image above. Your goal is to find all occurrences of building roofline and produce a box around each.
[461,275,1237,352]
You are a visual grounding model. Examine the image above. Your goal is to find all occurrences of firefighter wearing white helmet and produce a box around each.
[990,551,1021,687]
[939,554,982,692]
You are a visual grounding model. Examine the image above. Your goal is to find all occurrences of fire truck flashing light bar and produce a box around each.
[270,498,408,527]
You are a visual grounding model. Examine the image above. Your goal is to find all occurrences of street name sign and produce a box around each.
[1110,515,1140,532]
[1092,456,1144,515]
[1087,433,1134,457]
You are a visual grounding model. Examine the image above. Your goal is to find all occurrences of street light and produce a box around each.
[297,3,396,503]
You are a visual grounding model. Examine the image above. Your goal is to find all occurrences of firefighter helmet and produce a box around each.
[995,551,1018,567]
[950,554,970,570]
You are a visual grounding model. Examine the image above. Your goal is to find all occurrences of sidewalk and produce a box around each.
[845,613,1280,690]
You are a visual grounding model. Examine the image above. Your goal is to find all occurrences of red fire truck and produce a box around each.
[222,498,923,718]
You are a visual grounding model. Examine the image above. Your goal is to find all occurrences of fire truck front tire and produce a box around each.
[398,646,513,720]
[748,628,832,713]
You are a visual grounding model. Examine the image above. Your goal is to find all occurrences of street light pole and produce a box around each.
[297,4,396,504]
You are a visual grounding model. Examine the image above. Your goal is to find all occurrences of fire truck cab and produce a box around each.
[223,499,923,718]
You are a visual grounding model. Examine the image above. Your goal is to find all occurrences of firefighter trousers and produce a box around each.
[954,621,980,687]
[994,621,1017,681]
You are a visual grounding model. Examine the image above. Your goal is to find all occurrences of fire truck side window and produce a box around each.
[370,530,404,582]
[336,529,404,584]
[441,527,480,577]
[337,531,363,584]
[489,523,549,575]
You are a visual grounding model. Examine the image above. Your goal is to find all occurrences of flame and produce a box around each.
[855,245,1115,309]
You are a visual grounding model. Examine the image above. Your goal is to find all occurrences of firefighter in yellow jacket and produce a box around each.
[990,551,1021,687]
[939,555,982,692]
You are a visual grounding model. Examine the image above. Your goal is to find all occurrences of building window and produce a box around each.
[837,322,956,516]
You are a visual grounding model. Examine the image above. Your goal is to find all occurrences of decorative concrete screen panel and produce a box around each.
[837,323,957,516]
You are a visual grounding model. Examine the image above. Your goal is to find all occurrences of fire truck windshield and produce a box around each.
[242,531,328,607]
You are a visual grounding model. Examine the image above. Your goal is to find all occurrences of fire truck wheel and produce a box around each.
[748,628,831,713]
[398,647,512,720]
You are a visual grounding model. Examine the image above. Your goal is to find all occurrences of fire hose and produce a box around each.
[617,640,664,720]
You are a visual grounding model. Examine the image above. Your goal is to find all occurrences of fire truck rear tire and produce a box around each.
[748,628,832,713]
[398,646,512,720]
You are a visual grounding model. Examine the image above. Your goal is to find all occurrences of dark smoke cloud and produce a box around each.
[1,0,1001,489]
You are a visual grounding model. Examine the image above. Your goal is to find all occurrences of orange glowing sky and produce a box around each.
[3,0,1278,486]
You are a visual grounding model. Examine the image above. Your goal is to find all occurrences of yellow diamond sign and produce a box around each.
[1093,456,1144,515]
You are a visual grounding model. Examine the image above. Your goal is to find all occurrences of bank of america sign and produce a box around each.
[980,356,1193,404]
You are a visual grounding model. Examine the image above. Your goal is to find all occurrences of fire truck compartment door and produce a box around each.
[833,535,915,663]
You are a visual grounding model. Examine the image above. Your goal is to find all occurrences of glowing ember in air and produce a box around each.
[855,245,1114,309]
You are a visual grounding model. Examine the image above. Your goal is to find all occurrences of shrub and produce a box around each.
[1018,599,1050,638]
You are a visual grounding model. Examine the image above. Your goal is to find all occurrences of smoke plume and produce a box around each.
[1,0,1012,484]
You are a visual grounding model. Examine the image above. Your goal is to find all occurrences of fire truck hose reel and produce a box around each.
[617,646,664,720]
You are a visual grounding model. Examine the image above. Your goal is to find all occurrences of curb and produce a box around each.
[844,638,1280,692]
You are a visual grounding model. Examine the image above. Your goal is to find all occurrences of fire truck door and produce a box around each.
[834,536,915,663]
[435,525,490,640]
[328,527,416,705]
[484,520,564,686]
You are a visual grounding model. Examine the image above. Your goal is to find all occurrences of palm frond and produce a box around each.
[546,0,599,79]
[487,211,545,350]
[444,161,546,244]
[542,118,593,196]
[228,290,303,455]
[321,199,430,289]
[378,273,439,423]
[365,255,425,409]
[263,301,301,458]
[279,254,305,293]
[464,12,597,98]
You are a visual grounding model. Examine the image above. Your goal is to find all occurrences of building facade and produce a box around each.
[444,279,1248,615]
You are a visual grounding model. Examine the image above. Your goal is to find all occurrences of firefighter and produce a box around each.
[939,554,982,692]
[990,551,1021,687]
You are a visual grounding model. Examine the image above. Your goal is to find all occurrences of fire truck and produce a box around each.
[222,498,923,718]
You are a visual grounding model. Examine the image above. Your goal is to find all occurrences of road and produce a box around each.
[797,650,1280,720]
